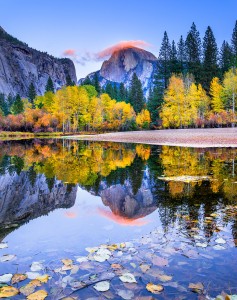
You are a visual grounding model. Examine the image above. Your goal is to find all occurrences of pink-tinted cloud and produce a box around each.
[64,211,77,218]
[63,49,77,57]
[97,207,149,226]
[96,40,151,60]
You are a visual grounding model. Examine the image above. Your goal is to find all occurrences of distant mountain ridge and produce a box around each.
[79,46,158,97]
[0,26,77,97]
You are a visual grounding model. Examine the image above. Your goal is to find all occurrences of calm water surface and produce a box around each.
[0,139,236,299]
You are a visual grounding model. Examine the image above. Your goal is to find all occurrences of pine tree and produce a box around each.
[202,26,219,90]
[83,76,92,85]
[147,63,164,126]
[0,94,8,116]
[118,83,127,102]
[93,73,101,94]
[177,35,186,75]
[231,20,237,65]
[45,76,54,93]
[112,84,118,100]
[129,73,144,113]
[10,94,24,115]
[28,82,36,103]
[158,31,171,88]
[220,41,234,76]
[105,82,114,98]
[66,74,75,86]
[185,22,202,82]
[170,40,179,74]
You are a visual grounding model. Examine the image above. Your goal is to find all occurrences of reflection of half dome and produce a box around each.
[100,181,157,221]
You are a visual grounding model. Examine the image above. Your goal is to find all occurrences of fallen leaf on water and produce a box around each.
[93,248,111,262]
[215,238,226,244]
[117,289,134,299]
[0,254,16,262]
[111,263,122,269]
[0,243,8,249]
[61,259,73,266]
[27,290,48,300]
[0,286,19,297]
[31,262,44,272]
[157,274,172,282]
[75,256,88,263]
[213,245,225,251]
[146,283,164,294]
[140,264,150,273]
[36,274,50,283]
[93,281,110,292]
[107,244,118,251]
[152,256,168,267]
[119,273,137,283]
[11,273,27,284]
[26,272,41,280]
[196,242,208,248]
[70,265,79,275]
[0,274,13,283]
[188,282,204,293]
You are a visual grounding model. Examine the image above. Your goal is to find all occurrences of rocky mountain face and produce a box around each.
[0,170,77,240]
[0,26,77,97]
[99,178,157,221]
[79,47,158,97]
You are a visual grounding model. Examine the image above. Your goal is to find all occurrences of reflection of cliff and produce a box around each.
[100,179,157,221]
[0,170,77,240]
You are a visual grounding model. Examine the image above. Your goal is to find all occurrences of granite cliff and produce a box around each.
[0,26,77,97]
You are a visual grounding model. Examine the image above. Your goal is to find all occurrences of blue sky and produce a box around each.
[1,0,237,79]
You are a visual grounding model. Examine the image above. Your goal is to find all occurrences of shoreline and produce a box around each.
[65,128,237,148]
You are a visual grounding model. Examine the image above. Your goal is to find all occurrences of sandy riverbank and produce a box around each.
[66,128,237,147]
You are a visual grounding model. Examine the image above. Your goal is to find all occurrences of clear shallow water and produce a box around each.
[0,139,236,299]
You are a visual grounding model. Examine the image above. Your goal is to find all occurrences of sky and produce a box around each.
[1,0,237,80]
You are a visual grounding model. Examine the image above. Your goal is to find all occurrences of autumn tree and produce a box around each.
[136,109,151,129]
[210,77,224,113]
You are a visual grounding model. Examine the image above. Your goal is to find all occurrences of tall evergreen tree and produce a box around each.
[177,35,187,74]
[118,83,127,102]
[28,82,36,103]
[158,31,171,88]
[170,40,179,74]
[45,76,54,93]
[105,82,114,98]
[0,94,8,116]
[147,63,165,126]
[129,73,144,113]
[66,74,75,86]
[93,73,101,94]
[83,76,92,85]
[220,41,234,76]
[202,26,219,90]
[10,94,24,115]
[185,22,202,82]
[112,84,118,100]
[231,20,237,65]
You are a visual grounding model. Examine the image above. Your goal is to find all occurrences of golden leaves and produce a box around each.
[146,283,164,294]
[0,286,19,298]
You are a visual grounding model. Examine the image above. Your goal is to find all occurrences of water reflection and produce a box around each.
[0,140,236,242]
[0,140,237,298]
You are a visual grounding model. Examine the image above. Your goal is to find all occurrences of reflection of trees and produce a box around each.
[0,140,237,243]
